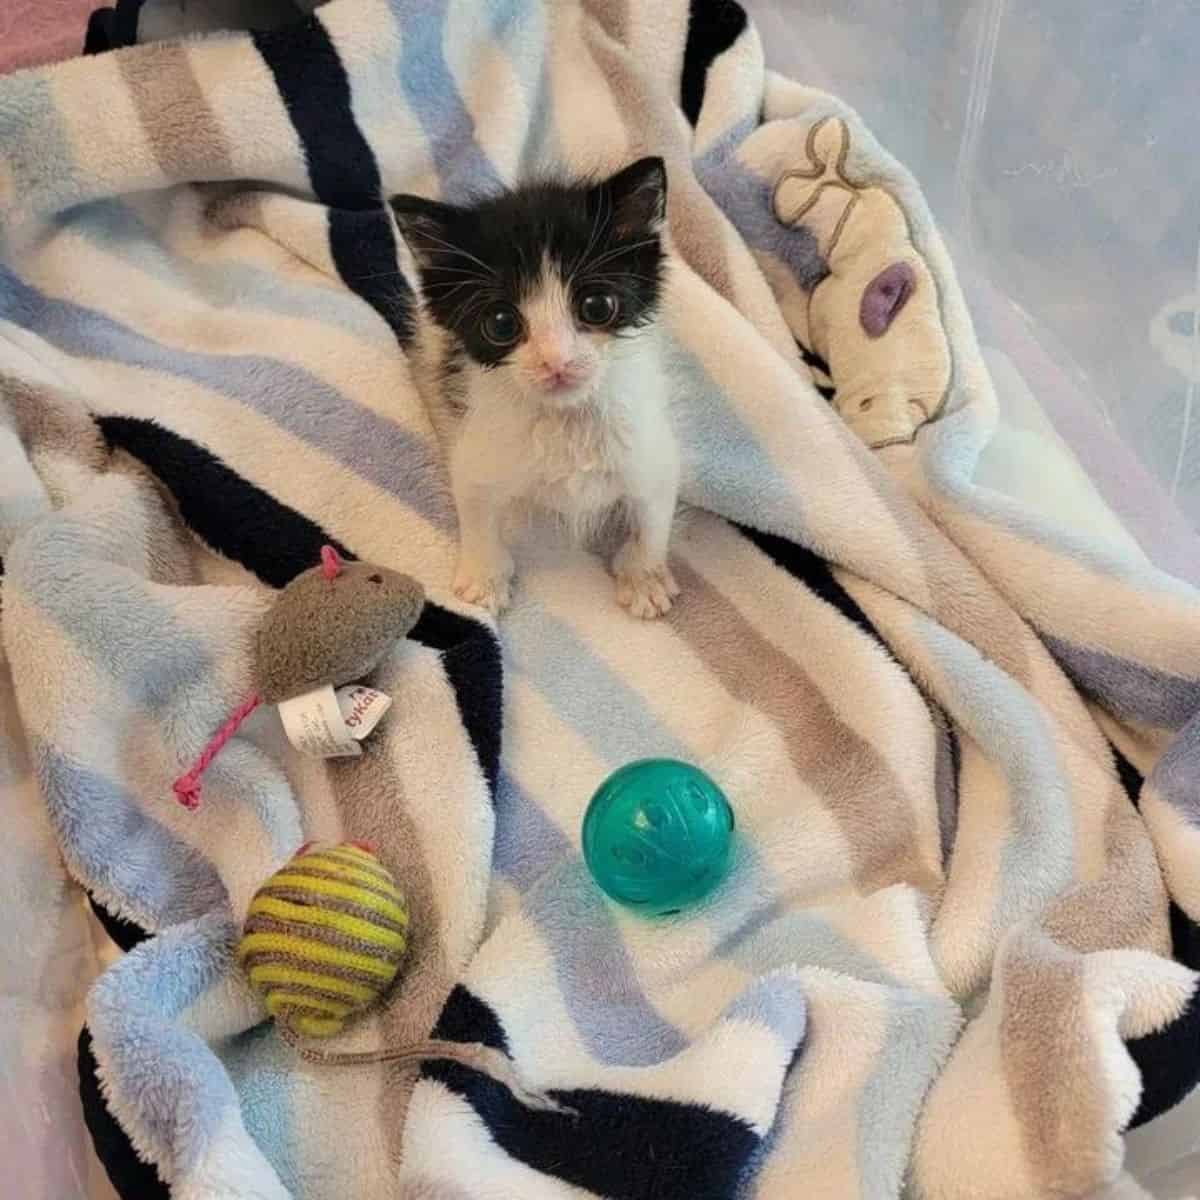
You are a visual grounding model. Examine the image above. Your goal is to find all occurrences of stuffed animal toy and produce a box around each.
[773,115,953,448]
[173,546,425,807]
[237,839,560,1109]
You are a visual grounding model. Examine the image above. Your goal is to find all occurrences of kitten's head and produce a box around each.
[390,157,667,407]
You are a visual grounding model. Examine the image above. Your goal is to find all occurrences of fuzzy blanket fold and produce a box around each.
[2,2,1200,1198]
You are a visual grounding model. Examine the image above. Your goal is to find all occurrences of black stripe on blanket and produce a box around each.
[76,903,152,1200]
[734,522,876,643]
[326,208,418,347]
[253,17,417,347]
[79,1027,170,1200]
[425,986,760,1200]
[681,0,749,125]
[96,415,501,791]
[794,338,832,380]
[1109,741,1200,1129]
[252,18,379,211]
[88,894,149,953]
[795,339,836,402]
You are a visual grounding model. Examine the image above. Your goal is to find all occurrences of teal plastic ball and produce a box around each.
[582,759,735,916]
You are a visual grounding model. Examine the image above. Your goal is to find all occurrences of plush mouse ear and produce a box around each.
[603,156,668,236]
[389,194,460,266]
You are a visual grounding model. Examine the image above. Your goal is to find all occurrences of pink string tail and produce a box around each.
[175,545,335,808]
[320,545,343,580]
[173,693,262,809]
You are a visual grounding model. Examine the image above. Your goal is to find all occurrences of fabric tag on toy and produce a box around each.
[279,685,364,759]
[335,685,392,740]
[278,684,393,759]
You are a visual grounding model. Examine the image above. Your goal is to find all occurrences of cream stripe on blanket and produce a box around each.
[1,2,1199,1198]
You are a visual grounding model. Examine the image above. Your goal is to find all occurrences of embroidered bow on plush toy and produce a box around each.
[172,545,425,808]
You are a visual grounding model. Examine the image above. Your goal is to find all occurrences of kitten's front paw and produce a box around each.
[615,562,679,620]
[453,561,513,615]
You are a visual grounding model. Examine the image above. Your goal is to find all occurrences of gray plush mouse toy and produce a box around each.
[173,546,425,807]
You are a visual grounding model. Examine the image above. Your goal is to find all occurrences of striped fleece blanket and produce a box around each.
[3,2,1200,1198]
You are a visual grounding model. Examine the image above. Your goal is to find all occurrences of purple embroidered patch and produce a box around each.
[860,261,915,338]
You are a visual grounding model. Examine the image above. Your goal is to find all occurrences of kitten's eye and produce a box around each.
[578,291,618,328]
[481,305,522,347]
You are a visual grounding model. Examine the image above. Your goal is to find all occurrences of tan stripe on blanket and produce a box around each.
[670,557,940,896]
[118,42,232,181]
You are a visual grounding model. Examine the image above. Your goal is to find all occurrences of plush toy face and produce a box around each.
[255,559,425,704]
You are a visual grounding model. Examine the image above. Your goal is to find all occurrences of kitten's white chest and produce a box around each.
[526,404,630,516]
[449,332,676,549]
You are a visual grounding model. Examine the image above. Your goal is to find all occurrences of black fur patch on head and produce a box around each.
[391,157,667,369]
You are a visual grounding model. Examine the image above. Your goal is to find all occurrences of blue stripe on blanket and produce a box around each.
[494,770,572,891]
[39,745,229,925]
[0,268,446,525]
[662,334,815,533]
[920,618,1075,917]
[89,916,244,1159]
[520,856,691,1066]
[425,985,761,1200]
[694,121,830,291]
[67,200,391,343]
[506,606,689,765]
[393,0,502,195]
[0,72,82,216]
[1047,635,1200,732]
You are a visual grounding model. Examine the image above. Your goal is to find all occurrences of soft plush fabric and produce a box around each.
[255,558,424,704]
[2,2,1199,1199]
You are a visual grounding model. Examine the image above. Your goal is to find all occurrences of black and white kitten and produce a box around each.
[390,156,680,619]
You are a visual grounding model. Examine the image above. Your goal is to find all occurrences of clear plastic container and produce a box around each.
[751,0,1199,564]
[748,2,1200,1194]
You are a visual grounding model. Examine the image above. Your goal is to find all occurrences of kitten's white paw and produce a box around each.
[453,562,513,614]
[615,562,679,620]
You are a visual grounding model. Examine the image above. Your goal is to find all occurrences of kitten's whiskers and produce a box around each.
[566,191,611,285]
[580,236,659,273]
[414,230,499,278]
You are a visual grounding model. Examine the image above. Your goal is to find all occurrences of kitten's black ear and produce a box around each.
[389,194,458,265]
[604,156,667,235]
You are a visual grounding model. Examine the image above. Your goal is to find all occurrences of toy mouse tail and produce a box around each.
[277,1022,569,1114]
[173,692,262,809]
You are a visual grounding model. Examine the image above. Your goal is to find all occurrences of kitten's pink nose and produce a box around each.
[530,329,589,392]
[539,363,586,393]
[536,355,583,391]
